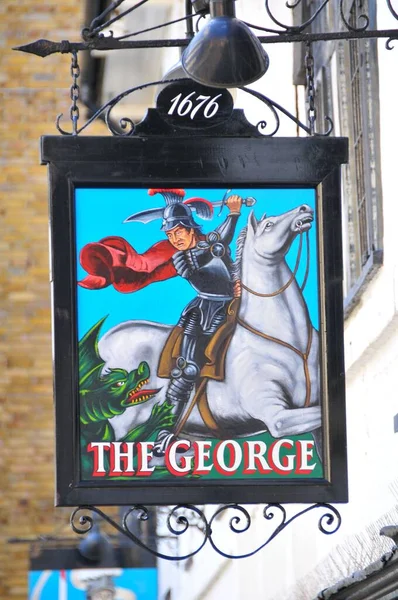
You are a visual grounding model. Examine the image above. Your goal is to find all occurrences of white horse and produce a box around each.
[98,205,322,454]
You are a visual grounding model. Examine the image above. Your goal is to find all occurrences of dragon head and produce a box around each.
[79,318,161,424]
[98,361,161,409]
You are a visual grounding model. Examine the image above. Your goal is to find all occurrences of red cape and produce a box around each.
[78,236,177,293]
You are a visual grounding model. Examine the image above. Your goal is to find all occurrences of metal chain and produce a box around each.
[70,50,80,135]
[305,42,316,136]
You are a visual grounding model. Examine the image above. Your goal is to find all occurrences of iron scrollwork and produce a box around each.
[263,0,332,34]
[55,47,330,138]
[14,1,398,55]
[71,503,342,561]
[239,87,333,137]
[55,73,333,138]
[56,77,205,137]
[260,0,371,34]
[71,504,209,561]
[246,0,398,49]
[55,74,333,138]
[14,0,398,138]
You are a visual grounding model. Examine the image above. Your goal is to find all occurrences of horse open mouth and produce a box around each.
[123,378,161,406]
[294,214,313,231]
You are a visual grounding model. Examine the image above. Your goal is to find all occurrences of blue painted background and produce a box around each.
[75,187,318,338]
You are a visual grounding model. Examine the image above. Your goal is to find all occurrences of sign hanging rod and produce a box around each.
[14,28,398,58]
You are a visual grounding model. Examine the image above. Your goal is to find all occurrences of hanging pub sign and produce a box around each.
[42,104,348,506]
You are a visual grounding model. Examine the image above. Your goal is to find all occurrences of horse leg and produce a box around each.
[241,374,322,437]
[260,399,322,438]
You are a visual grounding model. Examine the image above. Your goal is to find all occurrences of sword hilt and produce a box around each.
[243,197,256,207]
[218,194,256,216]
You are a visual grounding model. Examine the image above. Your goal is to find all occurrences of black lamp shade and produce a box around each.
[182,17,269,88]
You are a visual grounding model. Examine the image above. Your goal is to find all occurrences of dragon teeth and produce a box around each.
[134,377,149,393]
[131,392,154,404]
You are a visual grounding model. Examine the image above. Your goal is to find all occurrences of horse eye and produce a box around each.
[265,222,273,228]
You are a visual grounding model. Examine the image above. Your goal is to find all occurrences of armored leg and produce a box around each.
[166,308,201,406]
[153,311,201,457]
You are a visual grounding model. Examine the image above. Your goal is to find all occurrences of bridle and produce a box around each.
[237,229,313,408]
[241,228,310,297]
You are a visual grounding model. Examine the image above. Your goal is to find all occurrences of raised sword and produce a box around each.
[123,193,256,224]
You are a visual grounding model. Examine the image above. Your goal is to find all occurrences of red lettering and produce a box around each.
[295,440,316,474]
[109,442,135,477]
[136,442,155,476]
[268,439,295,475]
[87,442,111,477]
[193,441,213,475]
[242,441,272,475]
[213,440,242,476]
[165,440,192,476]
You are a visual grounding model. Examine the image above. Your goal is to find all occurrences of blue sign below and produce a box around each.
[29,567,157,600]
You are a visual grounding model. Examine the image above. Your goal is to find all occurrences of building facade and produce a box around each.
[2,1,398,599]
[0,2,106,598]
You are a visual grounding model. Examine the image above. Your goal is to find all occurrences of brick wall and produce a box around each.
[0,2,106,597]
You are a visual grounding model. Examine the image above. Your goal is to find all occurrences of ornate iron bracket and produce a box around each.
[55,71,333,138]
[12,1,398,137]
[70,503,342,561]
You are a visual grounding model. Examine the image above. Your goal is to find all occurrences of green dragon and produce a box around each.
[79,317,175,478]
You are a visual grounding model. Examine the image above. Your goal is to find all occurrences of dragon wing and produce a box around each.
[79,316,107,386]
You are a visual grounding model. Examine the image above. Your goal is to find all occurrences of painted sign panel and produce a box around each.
[41,134,348,505]
[76,187,322,482]
[29,568,157,600]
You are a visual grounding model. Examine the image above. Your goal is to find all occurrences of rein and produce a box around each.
[238,230,313,408]
[236,317,313,407]
[241,231,304,298]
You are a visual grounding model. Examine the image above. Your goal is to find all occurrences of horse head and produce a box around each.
[244,204,314,261]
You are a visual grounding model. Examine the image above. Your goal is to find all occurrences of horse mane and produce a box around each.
[232,226,247,279]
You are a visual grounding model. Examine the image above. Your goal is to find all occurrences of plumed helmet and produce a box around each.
[124,188,213,227]
[161,202,200,231]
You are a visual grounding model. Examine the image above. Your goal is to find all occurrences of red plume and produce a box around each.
[148,189,185,197]
[184,198,214,220]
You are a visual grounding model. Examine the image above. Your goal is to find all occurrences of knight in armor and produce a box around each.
[78,188,243,456]
[155,193,242,454]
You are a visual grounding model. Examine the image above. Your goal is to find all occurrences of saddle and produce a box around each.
[157,298,240,437]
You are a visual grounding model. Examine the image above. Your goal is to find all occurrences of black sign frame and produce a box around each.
[42,134,348,507]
